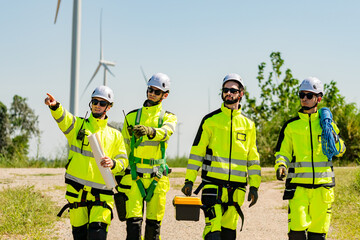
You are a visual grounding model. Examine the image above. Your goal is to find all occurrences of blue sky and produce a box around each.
[1,1,359,159]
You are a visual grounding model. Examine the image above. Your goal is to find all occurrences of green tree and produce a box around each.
[0,95,40,163]
[243,52,360,165]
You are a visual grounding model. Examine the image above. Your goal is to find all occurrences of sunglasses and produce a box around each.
[147,87,163,95]
[222,88,240,94]
[91,99,108,107]
[299,92,318,99]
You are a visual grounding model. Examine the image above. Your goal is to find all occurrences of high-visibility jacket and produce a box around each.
[50,103,128,190]
[185,103,261,188]
[121,102,177,176]
[275,110,346,187]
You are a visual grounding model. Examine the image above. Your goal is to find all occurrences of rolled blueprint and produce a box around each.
[87,132,116,189]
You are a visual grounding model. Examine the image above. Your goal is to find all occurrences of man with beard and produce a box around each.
[181,73,261,240]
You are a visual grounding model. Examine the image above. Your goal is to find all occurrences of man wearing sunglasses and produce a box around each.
[45,85,128,240]
[118,73,177,240]
[181,73,261,240]
[274,77,346,240]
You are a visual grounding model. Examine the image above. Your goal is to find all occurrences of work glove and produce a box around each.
[133,125,155,138]
[247,186,258,208]
[181,181,193,196]
[276,166,287,181]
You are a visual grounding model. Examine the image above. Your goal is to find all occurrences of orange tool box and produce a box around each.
[173,196,202,221]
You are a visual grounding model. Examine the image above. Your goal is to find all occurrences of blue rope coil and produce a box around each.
[319,107,341,161]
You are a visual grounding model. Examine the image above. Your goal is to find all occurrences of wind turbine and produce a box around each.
[82,9,115,96]
[54,0,82,115]
[140,66,149,84]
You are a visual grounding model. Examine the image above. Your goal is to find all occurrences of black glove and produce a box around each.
[127,125,133,135]
[247,186,258,208]
[276,166,287,181]
[133,125,155,138]
[181,181,193,196]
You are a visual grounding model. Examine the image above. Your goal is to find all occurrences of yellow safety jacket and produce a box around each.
[121,102,177,177]
[275,110,346,187]
[185,104,261,188]
[50,103,128,190]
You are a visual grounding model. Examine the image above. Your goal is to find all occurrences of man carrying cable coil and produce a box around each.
[181,73,261,240]
[274,77,346,240]
[117,73,177,240]
[45,86,128,240]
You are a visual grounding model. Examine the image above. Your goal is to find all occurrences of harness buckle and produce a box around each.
[72,202,79,209]
[143,173,151,179]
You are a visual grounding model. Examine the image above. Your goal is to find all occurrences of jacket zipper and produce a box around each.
[309,114,315,185]
[229,110,233,182]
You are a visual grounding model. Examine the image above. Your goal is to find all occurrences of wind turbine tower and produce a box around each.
[54,0,82,115]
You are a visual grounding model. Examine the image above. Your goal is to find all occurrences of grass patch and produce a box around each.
[328,167,360,239]
[167,156,188,167]
[0,185,58,239]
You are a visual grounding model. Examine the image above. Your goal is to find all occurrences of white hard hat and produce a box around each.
[223,73,244,88]
[148,73,170,92]
[299,77,323,95]
[91,85,114,103]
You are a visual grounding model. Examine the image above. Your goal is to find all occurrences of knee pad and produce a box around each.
[88,222,107,240]
[288,230,306,240]
[72,224,87,240]
[204,231,221,240]
[221,227,236,240]
[308,232,326,240]
[126,217,143,240]
[144,219,161,240]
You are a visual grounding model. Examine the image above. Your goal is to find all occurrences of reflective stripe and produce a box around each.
[204,155,247,166]
[136,166,161,174]
[288,161,333,168]
[55,110,66,123]
[247,160,260,167]
[287,171,334,179]
[163,122,175,131]
[202,193,217,196]
[187,164,201,171]
[276,155,290,164]
[65,173,109,190]
[189,154,203,162]
[114,154,128,160]
[248,169,261,176]
[63,116,76,135]
[138,141,165,147]
[70,145,93,157]
[202,165,247,177]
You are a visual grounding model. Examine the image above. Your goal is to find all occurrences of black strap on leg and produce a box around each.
[222,187,244,232]
[194,181,205,195]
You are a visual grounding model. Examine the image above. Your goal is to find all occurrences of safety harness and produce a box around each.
[194,181,245,231]
[57,179,114,219]
[129,108,169,202]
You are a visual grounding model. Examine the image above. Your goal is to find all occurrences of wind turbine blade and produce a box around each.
[103,63,115,77]
[81,63,102,98]
[54,0,61,24]
[140,66,148,84]
[100,9,103,60]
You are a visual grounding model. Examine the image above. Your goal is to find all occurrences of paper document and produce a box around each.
[87,133,116,189]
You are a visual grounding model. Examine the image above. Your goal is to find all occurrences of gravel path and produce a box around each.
[0,168,293,239]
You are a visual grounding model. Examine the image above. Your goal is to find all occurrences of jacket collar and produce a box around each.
[142,101,162,114]
[221,103,242,117]
[298,109,320,122]
[89,113,108,131]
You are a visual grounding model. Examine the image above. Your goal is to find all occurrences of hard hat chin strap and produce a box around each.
[301,102,318,111]
[88,101,109,119]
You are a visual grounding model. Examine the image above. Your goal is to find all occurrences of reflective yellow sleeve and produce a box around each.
[111,132,129,174]
[150,112,177,142]
[184,121,210,183]
[50,103,77,142]
[121,118,132,157]
[274,126,292,171]
[332,122,346,157]
[248,125,261,188]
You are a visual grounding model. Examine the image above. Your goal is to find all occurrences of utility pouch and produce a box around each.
[283,188,296,200]
[114,192,127,221]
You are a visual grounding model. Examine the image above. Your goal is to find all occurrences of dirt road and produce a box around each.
[0,168,292,239]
